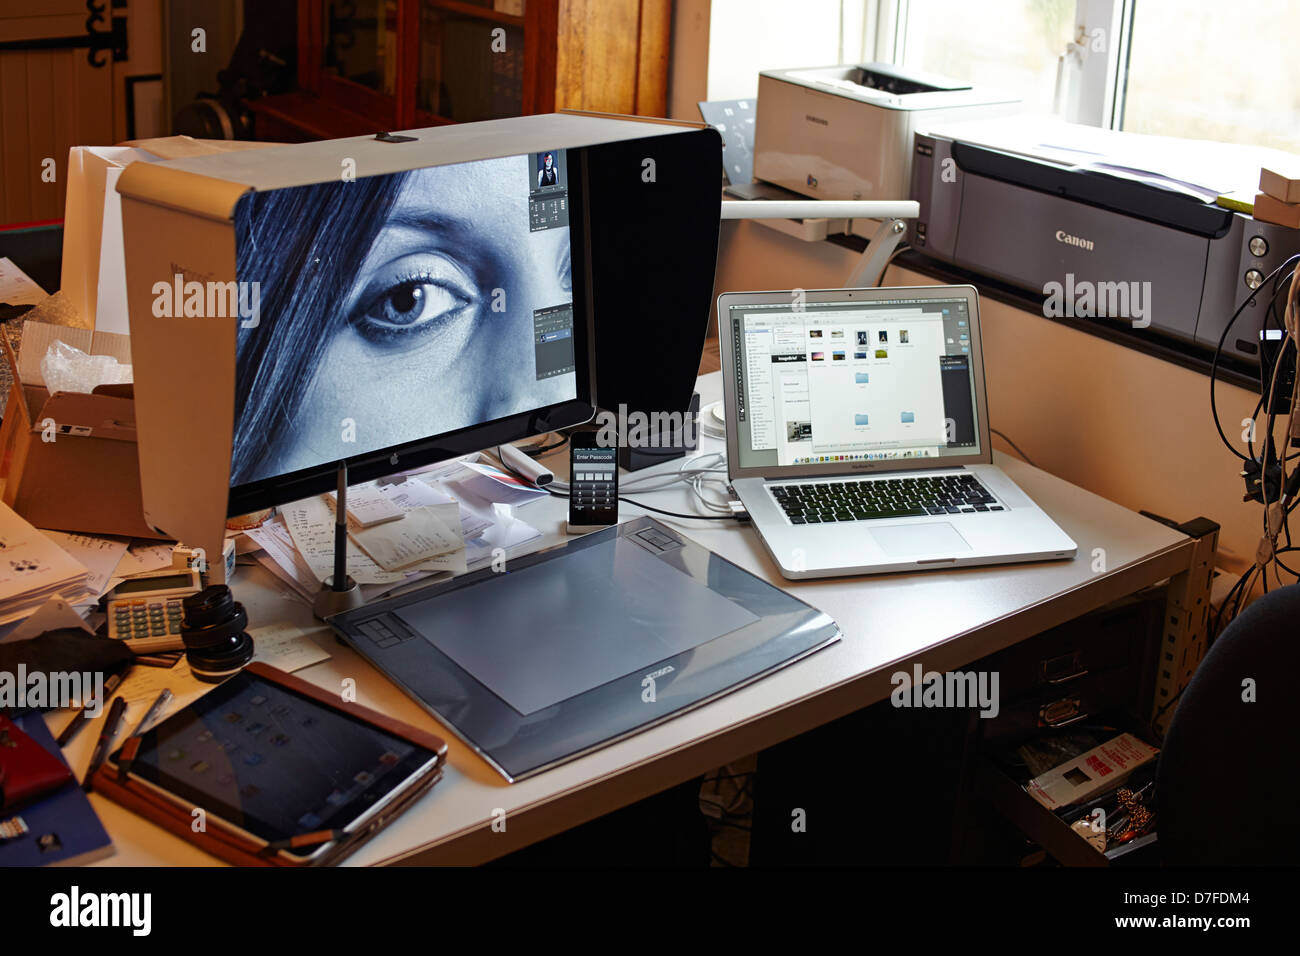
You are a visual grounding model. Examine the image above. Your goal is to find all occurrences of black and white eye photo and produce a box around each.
[229,154,576,486]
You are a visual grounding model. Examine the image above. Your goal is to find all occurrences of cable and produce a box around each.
[1150,684,1187,738]
[617,497,737,521]
[1273,546,1300,578]
[1250,261,1300,613]
[554,451,735,518]
[620,451,729,489]
[1210,254,1300,461]
[1251,281,1300,466]
[1196,260,1300,682]
[517,432,569,456]
[544,484,736,522]
[989,428,1036,467]
[1209,563,1254,648]
[1245,396,1264,460]
[876,243,912,287]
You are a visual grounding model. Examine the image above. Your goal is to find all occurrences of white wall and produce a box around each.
[705,0,860,101]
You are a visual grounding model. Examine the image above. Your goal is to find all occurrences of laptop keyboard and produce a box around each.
[771,473,1002,525]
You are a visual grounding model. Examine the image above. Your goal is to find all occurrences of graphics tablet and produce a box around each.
[329,516,841,781]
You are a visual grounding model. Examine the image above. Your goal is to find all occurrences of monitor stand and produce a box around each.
[312,461,365,621]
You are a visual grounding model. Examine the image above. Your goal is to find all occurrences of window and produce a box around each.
[1118,0,1300,153]
[897,0,1075,116]
[704,0,1297,152]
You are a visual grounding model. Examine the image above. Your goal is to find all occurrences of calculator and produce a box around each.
[106,570,202,640]
[107,597,187,640]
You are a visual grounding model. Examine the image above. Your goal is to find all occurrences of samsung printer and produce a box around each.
[754,63,1020,203]
[910,119,1300,366]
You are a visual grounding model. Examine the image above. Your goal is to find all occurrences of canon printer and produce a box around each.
[910,119,1300,366]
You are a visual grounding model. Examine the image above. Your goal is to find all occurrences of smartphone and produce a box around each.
[567,432,619,533]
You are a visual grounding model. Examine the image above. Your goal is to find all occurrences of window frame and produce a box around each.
[871,0,1133,128]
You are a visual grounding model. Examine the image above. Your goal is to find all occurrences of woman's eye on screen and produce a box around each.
[349,256,479,341]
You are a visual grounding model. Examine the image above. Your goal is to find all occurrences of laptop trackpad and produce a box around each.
[871,523,971,557]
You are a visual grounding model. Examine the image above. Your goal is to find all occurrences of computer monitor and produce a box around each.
[582,133,723,424]
[118,113,723,578]
[226,148,593,514]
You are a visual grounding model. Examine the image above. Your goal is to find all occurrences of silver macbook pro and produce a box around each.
[717,285,1077,579]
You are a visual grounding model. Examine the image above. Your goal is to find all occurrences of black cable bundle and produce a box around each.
[1209,254,1300,636]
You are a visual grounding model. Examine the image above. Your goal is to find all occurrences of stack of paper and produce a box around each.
[112,541,175,580]
[240,454,545,602]
[40,535,176,611]
[928,115,1300,205]
[41,531,129,598]
[0,502,92,624]
[0,532,186,642]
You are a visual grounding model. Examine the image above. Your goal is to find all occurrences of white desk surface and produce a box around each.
[78,372,1192,866]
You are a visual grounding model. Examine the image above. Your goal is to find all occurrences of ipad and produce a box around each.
[105,668,443,863]
[330,517,841,781]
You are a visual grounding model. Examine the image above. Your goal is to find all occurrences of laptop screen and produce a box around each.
[725,294,981,469]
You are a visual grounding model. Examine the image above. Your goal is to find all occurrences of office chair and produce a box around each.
[1155,583,1300,864]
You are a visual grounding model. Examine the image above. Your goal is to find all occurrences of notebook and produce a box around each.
[0,714,114,866]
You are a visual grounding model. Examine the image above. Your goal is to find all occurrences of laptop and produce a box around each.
[717,284,1077,579]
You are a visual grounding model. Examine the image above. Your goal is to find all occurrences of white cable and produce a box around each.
[620,451,728,491]
[676,452,732,515]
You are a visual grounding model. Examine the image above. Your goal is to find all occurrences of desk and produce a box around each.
[78,371,1196,866]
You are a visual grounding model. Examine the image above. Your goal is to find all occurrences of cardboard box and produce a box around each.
[62,146,159,339]
[62,139,279,340]
[1260,163,1300,204]
[0,322,164,539]
[1253,192,1300,230]
[1025,733,1159,811]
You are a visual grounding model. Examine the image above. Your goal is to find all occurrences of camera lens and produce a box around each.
[181,585,255,682]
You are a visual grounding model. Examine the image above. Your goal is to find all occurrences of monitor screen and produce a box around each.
[726,295,980,469]
[228,149,579,493]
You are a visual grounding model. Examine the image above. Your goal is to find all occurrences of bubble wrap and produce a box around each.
[39,339,133,394]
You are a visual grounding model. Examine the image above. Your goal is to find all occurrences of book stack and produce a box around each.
[0,714,114,866]
[1254,164,1300,229]
[0,501,92,625]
